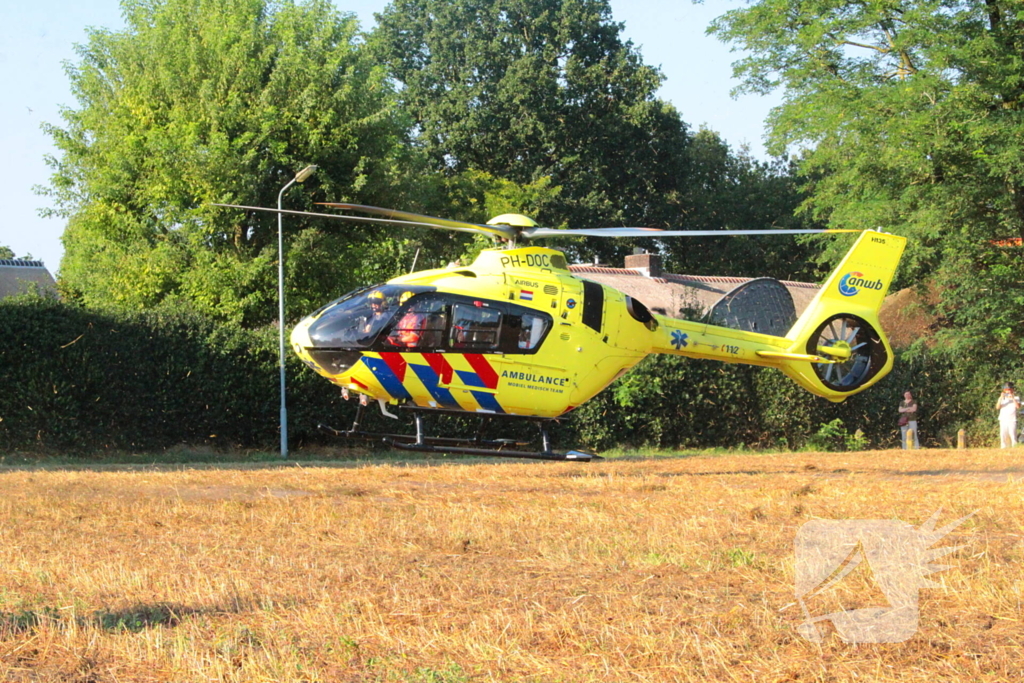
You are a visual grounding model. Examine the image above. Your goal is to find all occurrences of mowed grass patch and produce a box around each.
[0,449,1020,682]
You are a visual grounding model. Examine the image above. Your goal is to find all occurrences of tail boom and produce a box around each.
[649,230,906,402]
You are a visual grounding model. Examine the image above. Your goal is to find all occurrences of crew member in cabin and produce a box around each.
[388,292,427,348]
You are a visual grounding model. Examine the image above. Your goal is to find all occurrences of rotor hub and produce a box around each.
[486,213,538,228]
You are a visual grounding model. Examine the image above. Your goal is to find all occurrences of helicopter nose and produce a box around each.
[289,318,321,372]
[290,316,314,354]
[290,315,364,378]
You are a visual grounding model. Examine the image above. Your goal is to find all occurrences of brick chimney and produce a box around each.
[624,252,663,278]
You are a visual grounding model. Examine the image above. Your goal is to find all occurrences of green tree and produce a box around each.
[710,0,1024,355]
[372,0,813,273]
[710,0,1024,235]
[0,246,14,259]
[43,0,425,325]
[371,0,697,263]
[665,129,825,281]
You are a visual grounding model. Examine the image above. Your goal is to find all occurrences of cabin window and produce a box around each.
[384,296,448,349]
[497,307,553,354]
[364,294,551,354]
[450,304,502,350]
[517,313,550,350]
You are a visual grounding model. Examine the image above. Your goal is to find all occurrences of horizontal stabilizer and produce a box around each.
[756,350,836,364]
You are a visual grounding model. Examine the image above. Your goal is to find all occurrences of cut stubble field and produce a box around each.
[0,449,1020,682]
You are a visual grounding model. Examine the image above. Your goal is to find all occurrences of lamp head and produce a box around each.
[295,165,318,183]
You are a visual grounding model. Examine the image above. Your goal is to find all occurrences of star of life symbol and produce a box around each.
[794,511,972,643]
[670,330,689,350]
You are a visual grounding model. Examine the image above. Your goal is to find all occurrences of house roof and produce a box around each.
[0,260,57,299]
[567,264,820,320]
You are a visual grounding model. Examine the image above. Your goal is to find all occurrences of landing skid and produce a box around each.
[318,405,600,462]
[389,441,598,462]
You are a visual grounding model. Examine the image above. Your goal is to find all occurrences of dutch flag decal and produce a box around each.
[520,289,534,301]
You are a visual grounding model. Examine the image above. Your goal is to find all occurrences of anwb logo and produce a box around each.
[793,511,972,643]
[838,272,884,297]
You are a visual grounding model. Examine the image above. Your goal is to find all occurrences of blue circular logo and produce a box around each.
[838,272,861,297]
[566,298,577,309]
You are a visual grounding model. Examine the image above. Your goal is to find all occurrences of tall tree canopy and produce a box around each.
[371,0,696,261]
[711,0,1024,357]
[371,0,815,268]
[45,0,422,325]
[712,0,1024,241]
[45,0,814,327]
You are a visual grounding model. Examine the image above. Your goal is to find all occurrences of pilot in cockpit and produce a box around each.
[362,290,390,334]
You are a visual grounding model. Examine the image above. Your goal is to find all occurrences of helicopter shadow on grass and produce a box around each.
[0,447,796,474]
[883,467,1024,482]
[0,458,600,481]
[0,601,251,634]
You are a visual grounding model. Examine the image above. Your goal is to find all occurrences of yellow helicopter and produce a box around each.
[214,202,906,460]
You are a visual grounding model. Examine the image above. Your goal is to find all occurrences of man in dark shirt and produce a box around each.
[898,390,919,449]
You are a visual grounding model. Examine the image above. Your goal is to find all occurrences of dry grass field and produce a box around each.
[0,448,1020,682]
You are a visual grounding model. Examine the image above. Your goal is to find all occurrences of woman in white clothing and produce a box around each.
[996,383,1020,448]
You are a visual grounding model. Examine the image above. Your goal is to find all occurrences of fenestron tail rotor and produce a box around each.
[210,202,857,242]
[807,314,887,392]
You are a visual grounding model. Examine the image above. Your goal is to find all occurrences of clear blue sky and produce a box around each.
[0,1,780,274]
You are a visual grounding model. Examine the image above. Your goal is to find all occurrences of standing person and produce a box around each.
[996,383,1020,448]
[898,390,920,449]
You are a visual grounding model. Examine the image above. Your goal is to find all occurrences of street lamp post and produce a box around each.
[277,164,318,459]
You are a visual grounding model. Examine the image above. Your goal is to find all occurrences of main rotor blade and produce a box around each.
[210,203,517,240]
[522,227,859,238]
[318,202,516,240]
[214,201,860,242]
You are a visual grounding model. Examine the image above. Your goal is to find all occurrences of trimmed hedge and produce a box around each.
[0,296,1016,453]
[0,296,351,452]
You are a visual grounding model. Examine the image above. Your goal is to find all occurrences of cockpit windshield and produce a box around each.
[307,285,436,348]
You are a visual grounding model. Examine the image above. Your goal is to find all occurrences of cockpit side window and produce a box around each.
[347,293,552,354]
[306,285,435,348]
[384,296,448,349]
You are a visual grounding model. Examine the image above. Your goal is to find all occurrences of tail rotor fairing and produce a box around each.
[807,314,888,392]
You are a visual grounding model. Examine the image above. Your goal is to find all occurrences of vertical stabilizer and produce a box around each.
[781,231,907,401]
